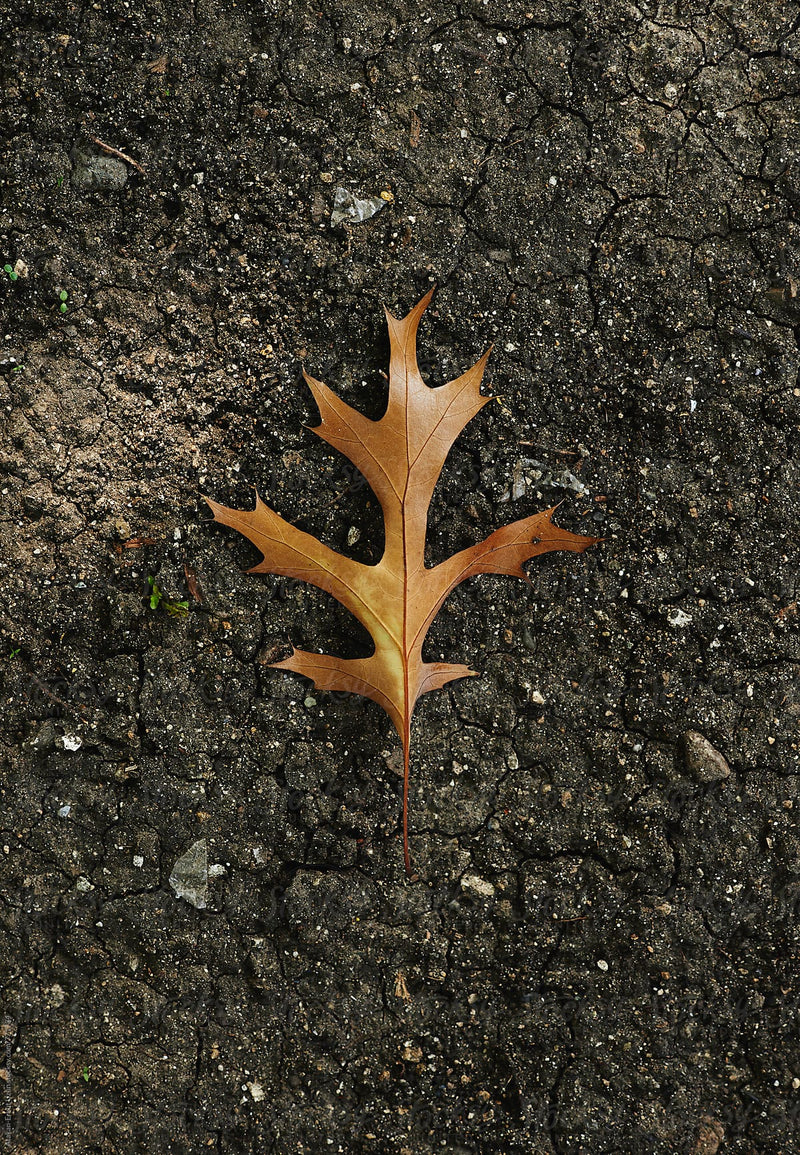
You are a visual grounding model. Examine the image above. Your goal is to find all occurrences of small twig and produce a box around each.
[28,675,87,714]
[475,136,525,171]
[320,484,357,510]
[183,562,205,604]
[123,536,157,548]
[87,134,146,176]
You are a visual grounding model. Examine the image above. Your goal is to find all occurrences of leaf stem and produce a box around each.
[403,713,412,877]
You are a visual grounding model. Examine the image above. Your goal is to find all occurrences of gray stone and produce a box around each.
[71,149,129,191]
[330,186,386,226]
[169,839,208,909]
[683,731,731,782]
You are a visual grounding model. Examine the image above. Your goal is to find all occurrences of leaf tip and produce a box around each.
[384,284,436,325]
[269,644,299,670]
[202,494,224,521]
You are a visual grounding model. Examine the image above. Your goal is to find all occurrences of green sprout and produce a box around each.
[59,290,68,314]
[8,647,20,659]
[148,577,189,618]
[3,264,18,282]
[81,1066,89,1082]
[148,576,162,610]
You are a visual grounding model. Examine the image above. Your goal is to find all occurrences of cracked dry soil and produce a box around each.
[1,2,800,1153]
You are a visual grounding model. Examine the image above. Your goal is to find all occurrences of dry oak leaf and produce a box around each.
[205,290,599,875]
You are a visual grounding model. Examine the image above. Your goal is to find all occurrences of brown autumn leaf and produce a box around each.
[205,291,599,875]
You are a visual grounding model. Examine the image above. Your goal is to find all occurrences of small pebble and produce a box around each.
[461,874,495,898]
[683,731,730,782]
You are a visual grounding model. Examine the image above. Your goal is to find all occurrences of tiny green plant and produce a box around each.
[8,647,20,659]
[147,576,189,618]
[81,1066,89,1082]
[59,290,69,314]
[3,264,18,282]
[148,576,162,610]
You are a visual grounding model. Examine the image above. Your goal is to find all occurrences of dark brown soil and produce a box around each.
[2,2,799,1152]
